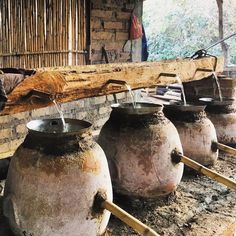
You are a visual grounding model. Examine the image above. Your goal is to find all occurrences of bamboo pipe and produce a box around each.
[171,150,236,190]
[94,192,159,236]
[212,141,236,156]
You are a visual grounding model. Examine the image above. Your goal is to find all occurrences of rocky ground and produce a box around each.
[0,152,235,236]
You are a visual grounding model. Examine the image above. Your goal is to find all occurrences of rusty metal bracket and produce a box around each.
[21,89,56,103]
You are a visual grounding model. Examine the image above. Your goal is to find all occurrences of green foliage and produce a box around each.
[143,0,236,64]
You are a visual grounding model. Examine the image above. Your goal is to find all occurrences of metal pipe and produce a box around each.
[171,150,236,190]
[205,32,236,51]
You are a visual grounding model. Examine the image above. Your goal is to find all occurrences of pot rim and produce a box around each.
[199,97,235,106]
[111,102,163,115]
[164,103,206,112]
[26,118,92,137]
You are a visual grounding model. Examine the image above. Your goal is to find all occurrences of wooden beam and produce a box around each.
[1,57,224,115]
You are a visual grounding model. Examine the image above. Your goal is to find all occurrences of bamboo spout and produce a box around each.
[171,150,236,191]
[93,192,159,236]
[212,141,236,156]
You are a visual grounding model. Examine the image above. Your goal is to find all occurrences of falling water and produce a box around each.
[53,100,66,127]
[212,72,223,102]
[125,84,136,108]
[176,76,187,106]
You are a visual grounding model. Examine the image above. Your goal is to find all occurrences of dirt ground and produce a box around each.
[106,152,236,236]
[0,151,235,236]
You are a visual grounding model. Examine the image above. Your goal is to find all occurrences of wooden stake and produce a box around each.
[93,192,159,236]
[172,151,236,190]
[215,142,236,156]
[102,200,159,236]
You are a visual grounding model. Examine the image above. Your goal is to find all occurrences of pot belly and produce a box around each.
[4,144,112,236]
[99,120,183,198]
[207,112,236,145]
[174,118,218,166]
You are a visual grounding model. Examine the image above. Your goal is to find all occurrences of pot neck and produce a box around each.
[23,129,94,155]
[163,108,207,122]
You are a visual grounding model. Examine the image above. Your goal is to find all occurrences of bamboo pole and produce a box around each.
[36,0,40,68]
[20,0,23,67]
[71,0,75,65]
[94,193,159,236]
[9,0,13,67]
[77,0,80,65]
[52,0,55,66]
[171,151,236,190]
[59,1,63,66]
[82,0,86,65]
[2,0,5,66]
[22,0,25,67]
[62,0,66,66]
[215,142,236,156]
[0,0,3,66]
[65,1,71,65]
[56,0,59,66]
[49,0,52,67]
[45,0,49,67]
[5,0,9,66]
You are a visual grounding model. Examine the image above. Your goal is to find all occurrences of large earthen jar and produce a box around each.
[98,103,183,198]
[206,103,236,145]
[4,119,112,236]
[164,106,218,166]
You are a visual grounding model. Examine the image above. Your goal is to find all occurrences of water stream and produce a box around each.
[176,76,187,106]
[53,100,66,127]
[125,84,136,108]
[212,72,223,102]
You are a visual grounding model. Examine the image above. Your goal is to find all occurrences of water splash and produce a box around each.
[125,84,136,108]
[212,72,223,102]
[53,100,66,127]
[176,76,187,106]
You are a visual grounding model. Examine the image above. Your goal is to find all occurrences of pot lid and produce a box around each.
[164,101,206,112]
[111,102,163,115]
[199,97,235,106]
[27,118,92,137]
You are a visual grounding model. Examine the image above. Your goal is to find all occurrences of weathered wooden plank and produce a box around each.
[1,57,224,115]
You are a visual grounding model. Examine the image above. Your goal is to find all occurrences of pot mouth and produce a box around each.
[199,97,235,106]
[164,101,206,112]
[26,118,92,137]
[111,102,163,115]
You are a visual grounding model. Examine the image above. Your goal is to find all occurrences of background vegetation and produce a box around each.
[143,0,236,64]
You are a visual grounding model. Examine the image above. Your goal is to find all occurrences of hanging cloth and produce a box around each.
[130,13,142,40]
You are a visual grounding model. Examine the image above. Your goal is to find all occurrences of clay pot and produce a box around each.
[164,105,218,166]
[206,103,236,145]
[98,103,183,198]
[4,118,112,236]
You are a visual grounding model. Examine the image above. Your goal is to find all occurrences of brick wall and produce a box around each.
[183,75,236,101]
[90,0,141,64]
[223,66,236,77]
